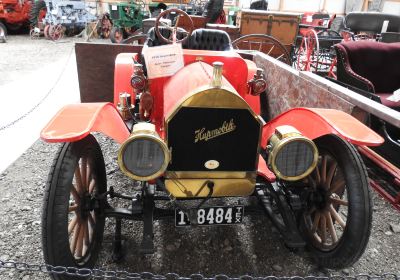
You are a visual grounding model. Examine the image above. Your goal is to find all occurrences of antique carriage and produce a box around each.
[40,9,383,279]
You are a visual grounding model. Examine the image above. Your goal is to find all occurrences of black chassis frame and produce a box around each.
[93,177,307,261]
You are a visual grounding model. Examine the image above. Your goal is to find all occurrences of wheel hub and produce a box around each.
[308,187,330,210]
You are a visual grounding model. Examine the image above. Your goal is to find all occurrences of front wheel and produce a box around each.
[301,134,372,268]
[42,135,107,279]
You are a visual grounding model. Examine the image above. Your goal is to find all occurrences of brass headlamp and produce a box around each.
[268,125,318,181]
[118,123,170,181]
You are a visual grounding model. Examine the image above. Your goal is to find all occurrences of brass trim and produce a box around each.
[165,74,264,174]
[165,178,256,198]
[165,171,256,179]
[211,61,223,88]
[118,123,170,181]
[268,126,318,181]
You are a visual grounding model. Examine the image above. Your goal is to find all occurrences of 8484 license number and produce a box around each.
[175,206,244,227]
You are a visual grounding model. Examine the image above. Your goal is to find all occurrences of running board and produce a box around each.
[358,146,400,211]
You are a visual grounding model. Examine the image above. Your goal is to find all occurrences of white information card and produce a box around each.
[142,43,184,79]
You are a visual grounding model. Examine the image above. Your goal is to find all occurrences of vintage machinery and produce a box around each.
[40,9,384,279]
[29,0,96,40]
[109,0,150,43]
[0,0,32,39]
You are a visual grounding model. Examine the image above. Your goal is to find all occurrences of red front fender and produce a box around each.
[41,103,130,144]
[261,108,384,148]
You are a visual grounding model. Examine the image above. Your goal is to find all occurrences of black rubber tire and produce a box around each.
[5,23,23,32]
[301,134,372,269]
[30,0,47,27]
[42,135,107,279]
[0,22,7,42]
[110,27,124,43]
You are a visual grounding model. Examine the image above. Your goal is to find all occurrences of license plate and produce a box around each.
[175,206,244,227]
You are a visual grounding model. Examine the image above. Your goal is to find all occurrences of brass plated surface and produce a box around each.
[165,86,263,126]
[268,126,318,181]
[118,123,170,181]
[165,178,256,198]
[164,73,264,181]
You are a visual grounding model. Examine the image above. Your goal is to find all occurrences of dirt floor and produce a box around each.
[0,34,400,280]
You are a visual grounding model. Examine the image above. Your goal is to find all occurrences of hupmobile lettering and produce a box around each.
[194,119,236,143]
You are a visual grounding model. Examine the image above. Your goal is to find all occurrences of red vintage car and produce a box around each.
[40,9,383,279]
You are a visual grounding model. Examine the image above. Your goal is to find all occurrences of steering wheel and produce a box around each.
[155,8,194,44]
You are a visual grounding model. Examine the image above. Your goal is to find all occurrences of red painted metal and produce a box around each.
[114,53,138,106]
[0,0,32,27]
[163,61,236,116]
[257,155,276,182]
[261,107,384,148]
[114,50,254,135]
[358,145,400,211]
[182,49,250,97]
[369,180,400,211]
[41,103,130,144]
[358,146,400,182]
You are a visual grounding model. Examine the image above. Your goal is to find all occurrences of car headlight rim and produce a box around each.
[118,133,170,181]
[269,135,318,181]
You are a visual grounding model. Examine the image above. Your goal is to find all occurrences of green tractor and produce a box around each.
[109,0,151,43]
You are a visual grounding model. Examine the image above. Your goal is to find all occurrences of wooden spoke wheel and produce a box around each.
[301,135,372,269]
[42,135,106,274]
[295,29,319,72]
[232,34,292,65]
[44,24,50,39]
[50,24,64,41]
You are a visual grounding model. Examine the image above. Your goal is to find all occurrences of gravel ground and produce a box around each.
[0,34,400,280]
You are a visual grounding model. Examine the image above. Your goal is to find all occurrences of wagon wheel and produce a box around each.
[155,8,193,44]
[42,135,107,274]
[122,33,148,45]
[232,34,291,65]
[295,29,319,72]
[50,24,64,41]
[44,24,50,39]
[315,29,341,74]
[301,135,372,268]
[29,28,40,39]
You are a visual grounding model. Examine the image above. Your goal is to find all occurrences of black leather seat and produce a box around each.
[145,26,189,47]
[187,28,232,51]
[344,12,400,33]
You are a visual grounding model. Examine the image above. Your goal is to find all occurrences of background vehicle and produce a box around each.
[40,8,383,279]
[29,0,96,40]
[109,0,150,43]
[333,40,400,210]
[0,0,32,39]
